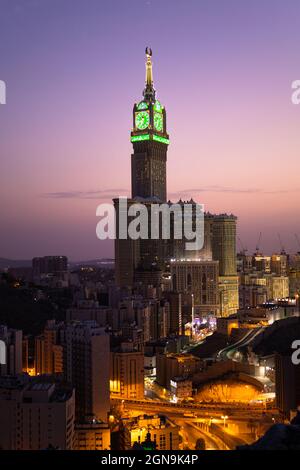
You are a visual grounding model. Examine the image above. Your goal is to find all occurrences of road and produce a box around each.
[112,396,277,417]
[121,401,263,450]
[216,327,264,361]
[175,418,223,450]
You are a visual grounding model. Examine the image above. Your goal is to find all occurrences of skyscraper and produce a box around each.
[114,49,239,319]
[115,48,170,287]
[131,47,169,202]
[211,215,239,316]
[60,321,110,423]
[211,215,237,276]
[171,260,219,316]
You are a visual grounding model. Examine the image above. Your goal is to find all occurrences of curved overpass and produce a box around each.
[216,327,264,361]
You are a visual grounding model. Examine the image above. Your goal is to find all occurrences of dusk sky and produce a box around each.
[1,0,300,260]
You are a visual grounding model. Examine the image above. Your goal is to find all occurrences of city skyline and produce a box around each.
[1,0,300,260]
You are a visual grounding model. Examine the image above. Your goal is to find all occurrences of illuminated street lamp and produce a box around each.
[221,415,228,428]
[295,293,300,313]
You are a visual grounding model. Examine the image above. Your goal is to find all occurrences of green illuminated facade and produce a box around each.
[131,48,169,202]
[131,134,170,145]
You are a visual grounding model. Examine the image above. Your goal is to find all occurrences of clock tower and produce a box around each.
[131,48,169,202]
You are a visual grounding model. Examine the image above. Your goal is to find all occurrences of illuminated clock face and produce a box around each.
[154,100,163,113]
[135,111,150,130]
[137,101,148,110]
[154,112,163,132]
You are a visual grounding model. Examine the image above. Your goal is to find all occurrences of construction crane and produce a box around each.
[254,232,262,255]
[277,233,286,255]
[237,237,248,255]
[295,234,300,254]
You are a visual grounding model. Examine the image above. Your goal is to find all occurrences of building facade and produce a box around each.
[110,342,144,400]
[0,325,22,376]
[61,321,110,423]
[0,376,75,450]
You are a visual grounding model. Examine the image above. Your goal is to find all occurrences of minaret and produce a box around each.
[131,48,169,202]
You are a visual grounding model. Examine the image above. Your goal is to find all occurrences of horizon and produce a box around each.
[1,0,300,260]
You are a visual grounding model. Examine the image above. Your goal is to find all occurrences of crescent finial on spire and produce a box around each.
[144,47,155,100]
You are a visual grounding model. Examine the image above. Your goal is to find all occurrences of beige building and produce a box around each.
[218,275,239,317]
[0,376,75,450]
[269,276,289,300]
[171,260,219,316]
[74,420,110,450]
[289,268,300,297]
[253,255,271,273]
[170,377,192,400]
[239,283,268,308]
[211,215,239,317]
[212,215,237,276]
[271,254,288,276]
[110,342,144,399]
[156,352,201,389]
[34,320,64,376]
[121,414,179,450]
[239,272,289,304]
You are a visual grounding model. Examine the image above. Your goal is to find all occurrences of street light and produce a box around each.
[221,415,228,428]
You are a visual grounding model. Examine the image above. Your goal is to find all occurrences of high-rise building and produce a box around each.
[268,275,289,300]
[34,320,64,376]
[61,321,110,423]
[114,198,141,288]
[131,47,169,202]
[170,260,219,316]
[270,254,288,276]
[211,215,239,316]
[218,276,239,317]
[0,325,22,376]
[211,215,237,276]
[114,49,170,287]
[114,50,239,316]
[110,342,144,400]
[253,255,271,273]
[0,375,75,450]
[288,268,300,298]
[162,291,182,335]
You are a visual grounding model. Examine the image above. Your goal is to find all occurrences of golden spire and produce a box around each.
[143,47,155,100]
[145,47,153,87]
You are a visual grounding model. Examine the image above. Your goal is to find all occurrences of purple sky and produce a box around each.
[1,0,300,260]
